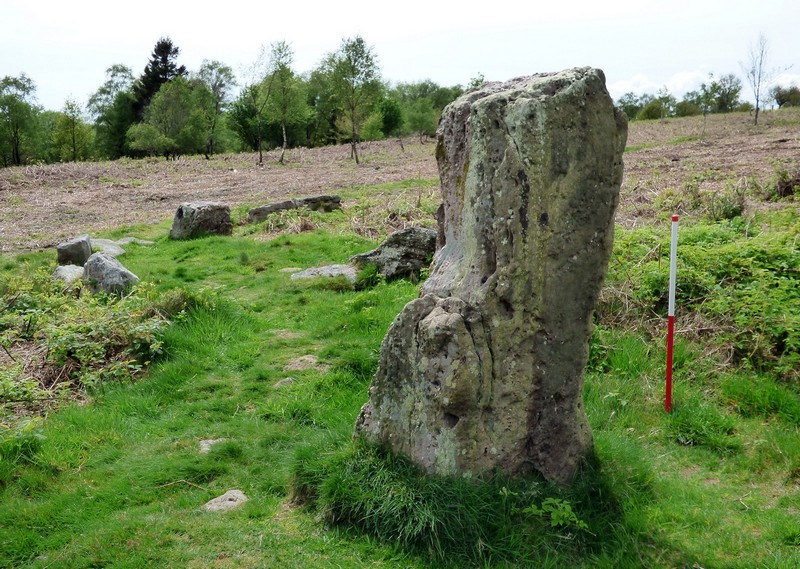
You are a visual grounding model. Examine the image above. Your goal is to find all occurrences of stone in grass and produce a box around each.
[247,195,342,224]
[53,264,84,287]
[170,201,232,239]
[350,227,437,280]
[289,264,357,283]
[83,252,140,294]
[56,234,92,266]
[202,489,249,512]
[199,438,226,454]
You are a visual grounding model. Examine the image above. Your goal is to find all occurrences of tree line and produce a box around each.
[0,36,466,167]
[617,34,797,123]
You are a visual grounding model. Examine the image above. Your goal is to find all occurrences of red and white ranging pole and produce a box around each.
[665,214,679,413]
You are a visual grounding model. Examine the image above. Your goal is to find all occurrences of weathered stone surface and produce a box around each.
[202,489,248,512]
[83,252,140,294]
[247,195,342,224]
[289,264,357,283]
[56,234,92,266]
[355,68,627,485]
[90,239,125,257]
[53,264,84,286]
[350,227,437,279]
[169,201,232,239]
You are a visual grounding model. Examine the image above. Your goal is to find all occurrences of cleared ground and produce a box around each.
[1,109,799,255]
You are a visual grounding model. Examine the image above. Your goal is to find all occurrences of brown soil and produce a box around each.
[1,110,799,256]
[0,140,437,255]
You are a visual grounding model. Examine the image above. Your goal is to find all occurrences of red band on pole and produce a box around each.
[666,214,679,413]
[665,315,675,413]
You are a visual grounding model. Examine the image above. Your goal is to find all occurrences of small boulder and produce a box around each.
[202,489,249,512]
[56,234,92,266]
[170,201,232,239]
[247,195,342,224]
[53,264,84,287]
[83,252,140,294]
[350,227,437,279]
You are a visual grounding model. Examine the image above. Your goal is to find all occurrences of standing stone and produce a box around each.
[56,234,92,266]
[83,252,140,294]
[355,68,627,485]
[169,201,232,239]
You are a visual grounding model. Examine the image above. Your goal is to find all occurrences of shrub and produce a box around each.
[636,101,666,120]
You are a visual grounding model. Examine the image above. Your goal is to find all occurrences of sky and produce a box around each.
[2,0,799,112]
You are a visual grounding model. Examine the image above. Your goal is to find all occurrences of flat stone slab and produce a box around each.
[91,237,154,257]
[289,264,357,283]
[90,239,125,257]
[202,489,249,512]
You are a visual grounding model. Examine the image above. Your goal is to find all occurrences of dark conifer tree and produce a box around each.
[133,37,187,119]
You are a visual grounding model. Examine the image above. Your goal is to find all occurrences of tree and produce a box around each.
[0,74,39,166]
[195,60,236,157]
[616,92,652,120]
[741,33,775,125]
[135,77,205,158]
[87,64,133,121]
[711,73,743,113]
[406,98,438,142]
[126,122,173,157]
[229,46,273,164]
[635,88,675,120]
[52,98,93,162]
[771,85,800,107]
[133,37,187,120]
[88,65,136,159]
[681,73,742,117]
[378,97,404,150]
[326,36,382,164]
[304,67,339,147]
[102,91,137,159]
[265,41,309,164]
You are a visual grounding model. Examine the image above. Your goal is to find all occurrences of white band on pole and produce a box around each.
[668,215,679,317]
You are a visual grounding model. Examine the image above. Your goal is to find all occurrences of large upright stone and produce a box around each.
[355,68,627,485]
[169,202,232,239]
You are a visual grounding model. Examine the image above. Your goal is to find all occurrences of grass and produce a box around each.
[1,179,799,567]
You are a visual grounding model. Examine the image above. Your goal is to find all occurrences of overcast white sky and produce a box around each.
[2,0,799,112]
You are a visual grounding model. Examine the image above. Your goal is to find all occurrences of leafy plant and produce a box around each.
[519,497,589,532]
